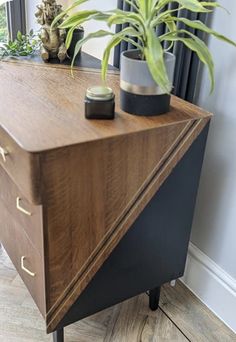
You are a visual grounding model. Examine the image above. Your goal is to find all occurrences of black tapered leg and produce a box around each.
[53,328,64,342]
[149,286,161,311]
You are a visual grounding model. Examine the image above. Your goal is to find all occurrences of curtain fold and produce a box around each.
[114,0,208,102]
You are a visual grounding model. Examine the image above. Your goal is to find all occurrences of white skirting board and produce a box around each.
[181,242,236,333]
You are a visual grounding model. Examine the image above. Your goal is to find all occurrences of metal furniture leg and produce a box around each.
[53,328,64,342]
[149,286,161,311]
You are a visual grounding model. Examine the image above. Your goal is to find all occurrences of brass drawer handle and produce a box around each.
[21,256,36,277]
[0,146,8,162]
[16,197,32,216]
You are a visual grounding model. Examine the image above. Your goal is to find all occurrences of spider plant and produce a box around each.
[55,0,236,93]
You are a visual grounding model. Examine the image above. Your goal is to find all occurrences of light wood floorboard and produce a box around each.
[0,245,235,342]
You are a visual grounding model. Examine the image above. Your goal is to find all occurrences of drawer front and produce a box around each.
[0,126,41,204]
[0,166,43,255]
[0,199,46,316]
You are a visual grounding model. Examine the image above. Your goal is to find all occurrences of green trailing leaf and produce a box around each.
[71,30,113,69]
[156,0,211,13]
[136,0,148,18]
[161,30,215,92]
[175,0,211,12]
[144,30,171,93]
[59,10,100,29]
[151,7,182,27]
[102,36,124,82]
[107,11,145,31]
[201,1,229,13]
[101,27,142,81]
[51,0,89,28]
[165,17,177,33]
[65,25,76,49]
[169,17,236,47]
[123,0,139,12]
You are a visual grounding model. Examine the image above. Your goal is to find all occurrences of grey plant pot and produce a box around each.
[120,50,176,116]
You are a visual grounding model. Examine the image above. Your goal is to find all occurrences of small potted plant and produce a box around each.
[0,30,40,58]
[58,0,236,116]
[0,1,40,59]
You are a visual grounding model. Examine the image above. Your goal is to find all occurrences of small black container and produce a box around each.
[85,86,115,120]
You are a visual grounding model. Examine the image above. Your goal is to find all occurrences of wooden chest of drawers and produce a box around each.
[0,177,45,315]
[0,60,212,336]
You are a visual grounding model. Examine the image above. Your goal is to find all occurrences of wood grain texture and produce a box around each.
[0,246,235,342]
[102,293,187,342]
[0,126,41,204]
[0,61,211,152]
[0,61,213,334]
[160,281,236,342]
[43,121,190,306]
[0,166,43,255]
[44,117,210,333]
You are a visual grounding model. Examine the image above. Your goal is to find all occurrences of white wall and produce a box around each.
[191,0,236,279]
[25,0,39,30]
[182,0,236,332]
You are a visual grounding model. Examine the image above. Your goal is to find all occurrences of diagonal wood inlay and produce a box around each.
[44,117,210,332]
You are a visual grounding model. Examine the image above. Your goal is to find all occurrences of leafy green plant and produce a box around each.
[55,0,236,93]
[0,29,41,58]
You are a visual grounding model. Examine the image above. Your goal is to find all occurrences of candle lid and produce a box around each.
[86,86,114,101]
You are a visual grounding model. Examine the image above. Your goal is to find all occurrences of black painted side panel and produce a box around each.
[57,124,210,330]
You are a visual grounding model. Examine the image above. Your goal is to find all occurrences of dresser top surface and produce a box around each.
[0,61,212,153]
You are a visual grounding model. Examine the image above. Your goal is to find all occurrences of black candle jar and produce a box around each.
[85,86,115,120]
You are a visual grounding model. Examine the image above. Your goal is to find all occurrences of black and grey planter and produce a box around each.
[120,50,176,116]
[67,27,84,60]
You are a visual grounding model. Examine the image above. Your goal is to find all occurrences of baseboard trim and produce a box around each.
[181,242,236,333]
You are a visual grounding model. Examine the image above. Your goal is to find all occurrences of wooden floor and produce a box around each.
[0,245,235,342]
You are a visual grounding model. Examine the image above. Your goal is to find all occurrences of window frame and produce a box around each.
[6,0,26,40]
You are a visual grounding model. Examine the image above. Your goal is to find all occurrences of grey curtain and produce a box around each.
[7,0,26,40]
[114,0,208,102]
